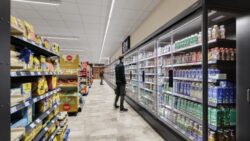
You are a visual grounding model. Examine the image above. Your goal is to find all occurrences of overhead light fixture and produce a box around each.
[12,0,61,6]
[99,0,116,63]
[61,49,85,52]
[40,35,79,40]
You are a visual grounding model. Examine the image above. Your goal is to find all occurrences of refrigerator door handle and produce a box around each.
[247,89,250,103]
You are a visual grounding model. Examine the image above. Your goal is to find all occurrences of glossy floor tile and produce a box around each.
[68,80,164,141]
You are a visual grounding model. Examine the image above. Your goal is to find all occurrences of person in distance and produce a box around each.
[100,69,104,85]
[114,56,128,112]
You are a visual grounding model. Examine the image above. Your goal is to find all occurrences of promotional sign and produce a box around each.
[59,95,79,113]
[122,36,130,54]
[60,54,79,75]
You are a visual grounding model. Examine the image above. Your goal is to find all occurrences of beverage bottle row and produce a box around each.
[174,68,221,80]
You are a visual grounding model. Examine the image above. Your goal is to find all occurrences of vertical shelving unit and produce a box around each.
[10,30,62,141]
[124,51,139,102]
[138,41,157,114]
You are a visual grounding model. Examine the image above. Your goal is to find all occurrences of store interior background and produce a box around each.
[11,0,197,64]
[7,0,250,141]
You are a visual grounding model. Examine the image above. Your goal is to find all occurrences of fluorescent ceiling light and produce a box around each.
[12,0,61,6]
[99,0,116,63]
[40,35,79,40]
[61,49,85,52]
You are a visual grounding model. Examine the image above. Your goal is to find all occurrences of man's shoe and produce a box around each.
[114,105,119,109]
[120,108,128,112]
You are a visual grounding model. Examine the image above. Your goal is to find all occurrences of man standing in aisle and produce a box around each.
[100,70,104,85]
[114,56,128,112]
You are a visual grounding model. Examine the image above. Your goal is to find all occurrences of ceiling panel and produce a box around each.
[11,0,161,63]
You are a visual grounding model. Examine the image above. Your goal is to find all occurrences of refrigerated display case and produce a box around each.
[104,1,250,141]
[124,51,139,102]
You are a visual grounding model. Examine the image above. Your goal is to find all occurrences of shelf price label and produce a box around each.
[11,107,17,114]
[30,72,35,75]
[24,101,30,107]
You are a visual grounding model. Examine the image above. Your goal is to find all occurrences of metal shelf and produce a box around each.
[11,71,61,77]
[158,51,172,57]
[138,56,156,62]
[144,81,155,85]
[47,127,60,141]
[11,88,61,114]
[11,36,59,57]
[139,66,155,69]
[33,115,59,141]
[173,39,236,54]
[25,103,59,133]
[173,75,227,83]
[159,116,194,141]
[163,91,235,107]
[140,87,154,92]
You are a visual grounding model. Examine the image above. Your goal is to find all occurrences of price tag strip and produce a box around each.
[11,88,60,114]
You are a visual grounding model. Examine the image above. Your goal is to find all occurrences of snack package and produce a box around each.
[35,35,42,46]
[51,42,60,54]
[20,48,34,70]
[32,77,48,96]
[42,38,50,49]
[21,83,32,99]
[36,98,49,113]
[33,57,41,71]
[47,76,57,90]
[40,55,47,71]
[23,20,36,41]
[11,16,18,27]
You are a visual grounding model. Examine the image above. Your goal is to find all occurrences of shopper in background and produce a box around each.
[114,56,128,112]
[100,70,104,85]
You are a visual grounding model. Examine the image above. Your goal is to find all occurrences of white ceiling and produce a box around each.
[11,0,161,63]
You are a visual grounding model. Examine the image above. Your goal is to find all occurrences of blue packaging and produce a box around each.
[223,87,230,104]
[229,87,235,103]
[208,86,212,102]
[218,87,223,104]
[184,82,187,95]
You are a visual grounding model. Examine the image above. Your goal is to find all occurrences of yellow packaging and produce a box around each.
[23,20,36,41]
[26,54,34,70]
[33,123,43,137]
[21,130,34,141]
[35,35,42,45]
[43,39,50,49]
[33,57,40,71]
[51,43,60,54]
[37,99,49,113]
[17,19,27,38]
[33,77,48,96]
[48,123,56,135]
[40,55,47,71]
[48,76,57,90]
[21,83,31,98]
[11,16,18,27]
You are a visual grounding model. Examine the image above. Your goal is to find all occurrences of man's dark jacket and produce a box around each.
[115,62,126,85]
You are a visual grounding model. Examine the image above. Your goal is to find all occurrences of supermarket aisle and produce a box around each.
[68,80,164,141]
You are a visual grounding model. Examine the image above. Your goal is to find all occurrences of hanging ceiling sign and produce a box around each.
[122,36,130,54]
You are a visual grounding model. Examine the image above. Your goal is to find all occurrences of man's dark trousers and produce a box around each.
[114,84,125,109]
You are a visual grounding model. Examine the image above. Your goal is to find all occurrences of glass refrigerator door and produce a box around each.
[138,41,157,114]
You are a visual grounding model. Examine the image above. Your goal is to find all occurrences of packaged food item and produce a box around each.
[32,77,48,96]
[51,42,60,54]
[42,38,50,49]
[40,55,47,71]
[33,57,40,71]
[212,25,220,39]
[220,25,226,39]
[23,20,36,41]
[21,83,32,98]
[35,35,42,45]
[208,27,213,41]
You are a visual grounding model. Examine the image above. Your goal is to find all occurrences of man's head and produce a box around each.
[119,56,124,63]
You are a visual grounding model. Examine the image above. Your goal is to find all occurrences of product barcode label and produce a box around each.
[36,119,41,123]
[11,72,17,76]
[30,123,36,128]
[11,107,17,113]
[24,101,30,107]
[20,72,26,76]
[33,98,38,102]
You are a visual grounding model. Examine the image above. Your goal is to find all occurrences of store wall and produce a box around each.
[110,0,197,62]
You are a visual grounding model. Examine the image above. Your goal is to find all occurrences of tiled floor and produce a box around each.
[68,80,164,141]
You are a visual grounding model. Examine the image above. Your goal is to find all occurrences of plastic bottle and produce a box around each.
[220,25,226,39]
[212,25,221,39]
